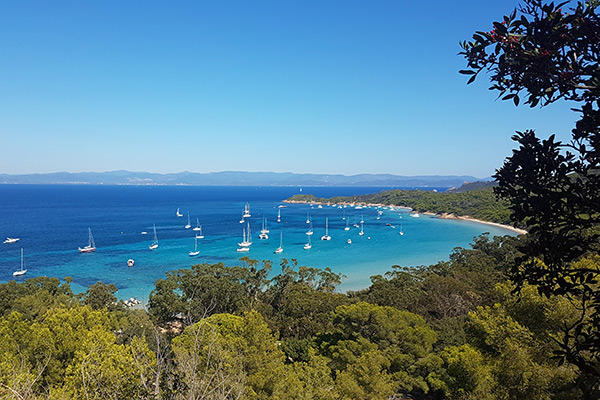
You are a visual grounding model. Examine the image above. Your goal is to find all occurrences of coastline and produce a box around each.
[283,199,527,235]
[438,213,527,235]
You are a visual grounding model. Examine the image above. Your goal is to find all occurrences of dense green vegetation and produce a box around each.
[286,186,514,226]
[461,0,600,382]
[1,233,597,399]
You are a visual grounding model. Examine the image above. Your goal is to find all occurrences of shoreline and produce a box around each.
[283,199,527,235]
[438,213,527,235]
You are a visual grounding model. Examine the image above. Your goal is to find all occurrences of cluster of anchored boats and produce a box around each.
[5,202,414,278]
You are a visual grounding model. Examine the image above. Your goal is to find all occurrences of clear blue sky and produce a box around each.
[0,0,578,177]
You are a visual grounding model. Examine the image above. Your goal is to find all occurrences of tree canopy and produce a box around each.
[461,0,600,384]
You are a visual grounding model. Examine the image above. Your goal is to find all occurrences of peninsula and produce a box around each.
[284,184,526,234]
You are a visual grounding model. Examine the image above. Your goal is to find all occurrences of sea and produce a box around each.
[0,185,518,303]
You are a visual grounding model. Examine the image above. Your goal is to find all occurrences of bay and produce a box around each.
[0,184,517,302]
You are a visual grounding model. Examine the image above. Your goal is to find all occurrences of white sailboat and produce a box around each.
[410,212,420,218]
[237,228,250,252]
[259,218,269,239]
[303,234,312,250]
[193,218,201,231]
[399,222,404,236]
[344,218,350,231]
[274,231,283,253]
[185,212,191,229]
[321,217,331,240]
[238,222,252,247]
[306,221,313,236]
[149,224,158,250]
[306,213,311,224]
[358,221,365,236]
[79,227,96,253]
[12,248,27,277]
[189,237,200,257]
[176,208,183,217]
[261,217,269,234]
[3,237,20,244]
[195,225,204,239]
[243,202,251,218]
[277,208,281,223]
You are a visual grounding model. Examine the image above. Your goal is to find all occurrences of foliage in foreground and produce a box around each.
[0,233,593,399]
[461,0,600,385]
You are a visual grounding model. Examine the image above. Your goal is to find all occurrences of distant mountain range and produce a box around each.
[0,170,491,188]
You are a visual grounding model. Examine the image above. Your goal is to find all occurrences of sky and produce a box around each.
[0,0,579,178]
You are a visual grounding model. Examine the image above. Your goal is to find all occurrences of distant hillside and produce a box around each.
[0,170,490,188]
[286,186,515,226]
[446,180,497,193]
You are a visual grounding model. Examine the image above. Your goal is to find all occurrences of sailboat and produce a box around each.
[193,218,202,231]
[399,222,404,236]
[195,225,204,239]
[306,221,313,236]
[277,208,281,223]
[149,224,158,250]
[176,208,183,217]
[238,222,252,247]
[3,237,20,244]
[189,236,200,257]
[306,213,311,224]
[79,227,96,253]
[274,231,283,253]
[185,212,191,229]
[321,217,331,240]
[12,248,27,277]
[303,234,312,250]
[237,228,250,252]
[261,217,269,234]
[243,202,251,218]
[259,218,269,239]
[358,221,365,236]
[344,218,350,231]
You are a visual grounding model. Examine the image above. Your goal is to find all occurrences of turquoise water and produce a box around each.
[0,185,517,301]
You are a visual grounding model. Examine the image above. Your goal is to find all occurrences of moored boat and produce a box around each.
[78,227,96,253]
[13,248,27,277]
[149,224,158,250]
[321,217,331,240]
[274,231,283,253]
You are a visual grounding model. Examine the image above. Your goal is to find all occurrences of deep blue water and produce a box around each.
[0,185,517,302]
